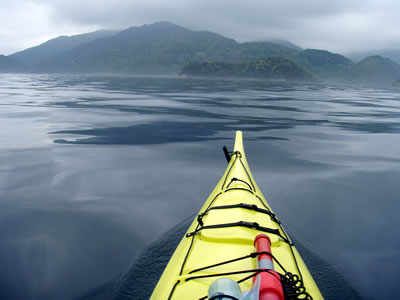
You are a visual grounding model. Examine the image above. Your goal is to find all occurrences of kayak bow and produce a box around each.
[151,131,323,300]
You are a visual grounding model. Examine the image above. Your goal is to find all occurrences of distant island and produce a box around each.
[181,58,314,81]
[1,21,400,86]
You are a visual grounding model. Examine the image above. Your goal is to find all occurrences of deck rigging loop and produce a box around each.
[186,250,312,300]
[226,177,253,190]
[197,203,281,225]
[185,220,292,245]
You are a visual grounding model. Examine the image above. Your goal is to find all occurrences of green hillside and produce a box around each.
[10,30,118,68]
[31,23,358,80]
[181,58,314,81]
[266,40,302,51]
[348,49,400,64]
[34,22,238,74]
[294,49,353,80]
[31,22,352,78]
[0,55,26,72]
[349,55,400,85]
[2,21,400,85]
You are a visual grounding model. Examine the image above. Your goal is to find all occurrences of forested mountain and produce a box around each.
[32,22,238,74]
[266,40,303,51]
[294,49,353,80]
[3,22,400,85]
[4,22,348,77]
[348,49,400,64]
[0,55,26,72]
[349,55,400,85]
[10,30,118,68]
[181,58,314,81]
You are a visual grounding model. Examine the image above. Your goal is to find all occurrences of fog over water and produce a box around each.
[0,74,400,299]
[3,1,400,55]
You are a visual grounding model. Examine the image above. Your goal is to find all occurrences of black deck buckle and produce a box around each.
[239,221,260,229]
[239,203,258,210]
[197,214,204,227]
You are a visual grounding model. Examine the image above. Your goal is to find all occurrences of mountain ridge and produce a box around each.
[0,55,26,72]
[349,55,400,85]
[3,21,400,85]
[10,30,119,68]
[348,49,400,64]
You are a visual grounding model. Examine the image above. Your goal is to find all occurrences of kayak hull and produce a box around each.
[151,131,323,299]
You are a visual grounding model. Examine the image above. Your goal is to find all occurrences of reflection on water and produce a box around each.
[0,74,400,299]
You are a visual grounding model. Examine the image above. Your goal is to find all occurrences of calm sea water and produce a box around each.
[0,74,399,300]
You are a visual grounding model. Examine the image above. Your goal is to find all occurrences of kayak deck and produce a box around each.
[151,131,323,299]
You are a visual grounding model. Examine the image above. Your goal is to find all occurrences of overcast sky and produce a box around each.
[1,0,400,55]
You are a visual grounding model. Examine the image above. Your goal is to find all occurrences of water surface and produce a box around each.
[1,74,399,299]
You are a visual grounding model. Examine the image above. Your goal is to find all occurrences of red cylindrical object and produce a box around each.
[253,234,284,300]
[254,234,273,262]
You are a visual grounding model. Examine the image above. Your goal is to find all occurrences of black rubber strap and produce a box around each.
[186,268,261,282]
[226,177,253,190]
[186,221,291,244]
[198,203,280,224]
[189,251,280,275]
[167,280,180,300]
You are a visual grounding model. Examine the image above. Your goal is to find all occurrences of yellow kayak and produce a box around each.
[151,131,323,300]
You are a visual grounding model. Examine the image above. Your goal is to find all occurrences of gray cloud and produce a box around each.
[2,0,400,55]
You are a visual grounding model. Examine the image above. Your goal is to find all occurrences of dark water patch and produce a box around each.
[290,236,363,300]
[49,121,294,145]
[326,111,400,119]
[334,121,400,133]
[330,99,393,108]
[50,119,333,145]
[74,281,116,300]
[266,168,400,300]
[94,75,306,94]
[0,206,142,300]
[52,121,227,145]
[108,216,193,300]
[44,97,307,122]
[239,135,289,141]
